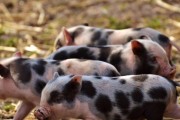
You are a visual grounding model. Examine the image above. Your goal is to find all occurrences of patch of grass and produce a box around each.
[107,17,131,29]
[145,17,164,29]
[0,37,19,47]
[2,103,15,112]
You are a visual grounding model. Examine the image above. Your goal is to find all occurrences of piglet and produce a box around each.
[35,73,180,120]
[48,39,176,79]
[0,53,120,120]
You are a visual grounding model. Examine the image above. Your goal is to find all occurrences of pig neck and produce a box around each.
[0,77,27,100]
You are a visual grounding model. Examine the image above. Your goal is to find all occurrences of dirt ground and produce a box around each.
[0,0,180,119]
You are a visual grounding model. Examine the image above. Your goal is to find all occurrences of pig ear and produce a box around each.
[53,72,60,80]
[71,75,82,85]
[131,40,146,56]
[13,51,22,57]
[62,27,73,46]
[0,64,9,78]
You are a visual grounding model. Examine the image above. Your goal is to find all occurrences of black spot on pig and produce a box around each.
[99,47,111,61]
[109,51,122,72]
[70,47,96,59]
[71,27,84,40]
[133,28,143,31]
[158,34,170,44]
[94,76,102,79]
[10,58,32,83]
[148,87,167,99]
[143,101,166,120]
[62,78,80,103]
[81,81,96,98]
[32,60,46,76]
[132,75,148,82]
[35,79,46,95]
[57,68,65,75]
[119,79,126,84]
[113,114,122,120]
[127,106,143,120]
[0,64,10,78]
[115,91,130,113]
[95,94,113,117]
[131,88,143,103]
[91,31,101,41]
[48,90,64,105]
[53,51,68,60]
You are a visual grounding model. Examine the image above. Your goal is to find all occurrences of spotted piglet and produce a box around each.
[0,54,120,120]
[48,39,176,79]
[34,73,180,120]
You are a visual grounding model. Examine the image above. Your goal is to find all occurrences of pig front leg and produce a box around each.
[13,101,35,120]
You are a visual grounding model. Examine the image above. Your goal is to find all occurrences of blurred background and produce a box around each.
[0,0,180,119]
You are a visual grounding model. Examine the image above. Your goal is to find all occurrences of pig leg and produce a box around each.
[164,104,180,119]
[13,101,35,120]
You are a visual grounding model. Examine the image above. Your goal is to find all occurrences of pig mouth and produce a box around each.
[34,107,51,120]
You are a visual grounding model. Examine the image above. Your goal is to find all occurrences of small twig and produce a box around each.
[37,7,45,25]
[155,0,180,13]
[3,21,43,32]
[0,3,14,21]
[168,19,180,28]
[0,46,16,52]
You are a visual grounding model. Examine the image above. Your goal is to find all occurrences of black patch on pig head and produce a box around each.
[35,79,46,95]
[62,76,81,103]
[32,59,46,76]
[80,81,96,98]
[99,47,111,61]
[131,41,159,74]
[9,58,32,83]
[109,51,122,72]
[95,94,113,117]
[48,90,64,105]
[70,27,84,40]
[0,64,10,78]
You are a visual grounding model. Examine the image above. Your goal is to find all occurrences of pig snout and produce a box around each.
[34,106,51,120]
[162,66,176,79]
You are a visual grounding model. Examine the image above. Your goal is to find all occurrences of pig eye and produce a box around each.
[150,57,157,63]
[49,91,64,104]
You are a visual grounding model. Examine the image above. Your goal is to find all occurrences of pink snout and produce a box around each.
[163,66,176,80]
[34,106,51,120]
